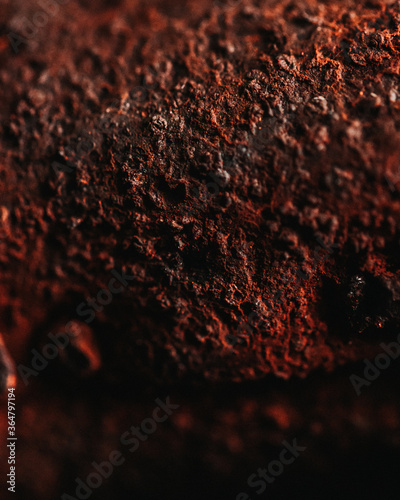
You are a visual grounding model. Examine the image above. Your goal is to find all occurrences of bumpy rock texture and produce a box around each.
[2,0,400,383]
[1,0,400,498]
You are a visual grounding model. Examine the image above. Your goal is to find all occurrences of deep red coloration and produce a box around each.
[1,0,400,498]
[2,0,400,384]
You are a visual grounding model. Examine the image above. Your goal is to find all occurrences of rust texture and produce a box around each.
[1,0,400,498]
[2,0,400,382]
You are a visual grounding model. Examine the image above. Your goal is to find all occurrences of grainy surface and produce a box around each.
[1,0,400,498]
[2,0,400,381]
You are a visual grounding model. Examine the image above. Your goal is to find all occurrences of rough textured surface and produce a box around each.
[2,0,400,383]
[1,0,400,498]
